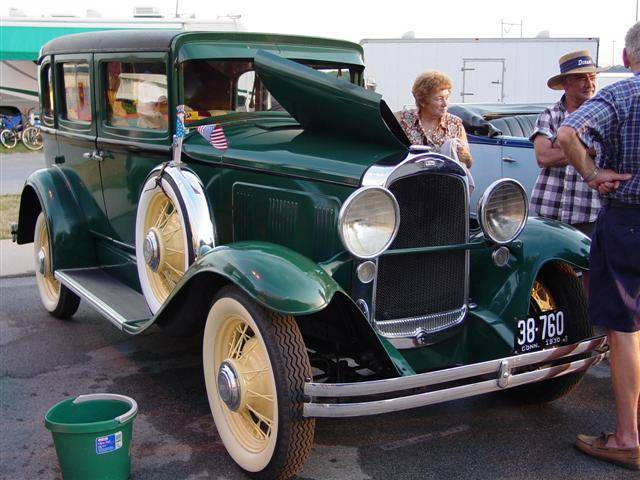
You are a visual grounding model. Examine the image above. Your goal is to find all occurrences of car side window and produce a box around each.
[41,63,54,127]
[104,62,168,131]
[60,62,92,123]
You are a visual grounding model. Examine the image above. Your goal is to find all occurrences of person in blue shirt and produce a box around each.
[558,21,640,471]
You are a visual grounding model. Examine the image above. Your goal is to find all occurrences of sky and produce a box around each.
[2,0,636,66]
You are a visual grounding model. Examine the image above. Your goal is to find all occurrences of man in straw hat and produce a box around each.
[529,50,600,238]
[558,21,640,471]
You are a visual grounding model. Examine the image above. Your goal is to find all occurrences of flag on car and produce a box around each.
[197,124,229,151]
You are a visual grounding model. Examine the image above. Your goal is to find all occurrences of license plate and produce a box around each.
[514,309,569,354]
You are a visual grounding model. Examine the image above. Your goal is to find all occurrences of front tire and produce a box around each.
[203,286,315,479]
[34,213,80,318]
[506,265,592,403]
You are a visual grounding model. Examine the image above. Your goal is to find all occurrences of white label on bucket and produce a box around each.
[96,431,123,455]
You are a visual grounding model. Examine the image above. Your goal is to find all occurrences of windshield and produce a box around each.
[181,59,363,121]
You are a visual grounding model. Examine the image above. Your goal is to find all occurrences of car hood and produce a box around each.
[254,50,409,152]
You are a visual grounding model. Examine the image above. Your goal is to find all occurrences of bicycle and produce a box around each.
[22,111,43,151]
[0,114,23,149]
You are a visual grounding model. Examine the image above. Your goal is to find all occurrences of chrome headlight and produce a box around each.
[339,186,400,259]
[478,179,528,244]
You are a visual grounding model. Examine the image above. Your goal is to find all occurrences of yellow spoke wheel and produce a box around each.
[531,279,556,313]
[203,286,314,478]
[507,266,593,404]
[136,173,193,313]
[33,213,80,318]
[142,192,186,302]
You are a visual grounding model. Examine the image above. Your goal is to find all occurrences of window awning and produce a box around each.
[0,26,116,60]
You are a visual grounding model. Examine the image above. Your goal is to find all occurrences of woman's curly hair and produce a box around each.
[412,71,452,109]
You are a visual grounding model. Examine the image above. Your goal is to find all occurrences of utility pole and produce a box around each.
[612,40,616,66]
[175,0,179,18]
[501,19,523,38]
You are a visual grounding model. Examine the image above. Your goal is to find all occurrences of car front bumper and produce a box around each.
[303,336,607,418]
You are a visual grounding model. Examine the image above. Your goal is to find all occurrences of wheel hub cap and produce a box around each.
[218,361,241,411]
[143,230,161,271]
[37,249,47,275]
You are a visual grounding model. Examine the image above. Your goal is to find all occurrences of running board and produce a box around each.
[55,268,151,332]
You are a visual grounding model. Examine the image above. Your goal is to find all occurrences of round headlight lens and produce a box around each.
[478,179,528,244]
[339,187,400,258]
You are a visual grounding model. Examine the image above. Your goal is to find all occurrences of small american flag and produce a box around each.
[197,124,229,151]
[175,105,187,138]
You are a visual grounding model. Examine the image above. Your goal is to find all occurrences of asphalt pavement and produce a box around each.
[0,277,633,480]
[0,151,45,195]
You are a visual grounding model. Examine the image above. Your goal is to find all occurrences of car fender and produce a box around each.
[470,216,590,334]
[145,240,406,376]
[16,167,96,270]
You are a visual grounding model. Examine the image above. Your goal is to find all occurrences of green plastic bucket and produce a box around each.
[44,394,138,480]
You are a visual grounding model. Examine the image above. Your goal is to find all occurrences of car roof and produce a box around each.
[39,30,364,60]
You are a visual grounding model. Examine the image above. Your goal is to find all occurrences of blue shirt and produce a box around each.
[562,72,640,204]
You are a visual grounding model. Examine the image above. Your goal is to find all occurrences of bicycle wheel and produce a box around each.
[22,126,43,151]
[0,129,17,149]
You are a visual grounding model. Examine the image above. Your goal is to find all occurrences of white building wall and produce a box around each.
[361,38,599,111]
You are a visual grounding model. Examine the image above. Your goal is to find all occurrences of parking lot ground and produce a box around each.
[0,276,633,480]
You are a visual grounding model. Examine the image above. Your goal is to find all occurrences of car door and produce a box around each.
[54,53,111,236]
[466,135,504,212]
[500,137,538,199]
[94,53,172,246]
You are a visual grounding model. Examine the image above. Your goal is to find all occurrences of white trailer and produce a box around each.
[361,37,600,111]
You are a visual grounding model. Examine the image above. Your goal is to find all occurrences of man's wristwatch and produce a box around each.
[583,166,599,182]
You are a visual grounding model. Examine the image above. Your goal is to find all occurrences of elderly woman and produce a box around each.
[397,71,472,169]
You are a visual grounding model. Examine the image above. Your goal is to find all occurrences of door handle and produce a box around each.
[82,150,104,161]
[502,156,517,163]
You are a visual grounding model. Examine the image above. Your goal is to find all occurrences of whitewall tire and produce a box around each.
[203,286,314,479]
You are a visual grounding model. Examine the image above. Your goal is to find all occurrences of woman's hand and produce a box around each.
[457,144,472,169]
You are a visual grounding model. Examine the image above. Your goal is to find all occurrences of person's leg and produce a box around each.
[606,329,640,448]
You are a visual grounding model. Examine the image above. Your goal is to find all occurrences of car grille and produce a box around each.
[375,173,467,338]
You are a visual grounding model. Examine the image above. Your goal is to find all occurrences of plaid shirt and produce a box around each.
[529,96,601,223]
[562,73,640,205]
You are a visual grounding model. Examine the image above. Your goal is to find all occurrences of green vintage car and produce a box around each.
[15,30,606,479]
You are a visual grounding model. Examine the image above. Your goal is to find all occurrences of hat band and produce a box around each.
[560,56,594,73]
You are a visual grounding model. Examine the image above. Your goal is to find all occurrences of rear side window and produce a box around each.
[104,62,168,130]
[40,63,54,126]
[60,62,92,122]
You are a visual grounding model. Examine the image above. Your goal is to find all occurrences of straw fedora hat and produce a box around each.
[547,50,598,90]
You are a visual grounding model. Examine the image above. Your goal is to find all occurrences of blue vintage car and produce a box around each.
[448,103,550,210]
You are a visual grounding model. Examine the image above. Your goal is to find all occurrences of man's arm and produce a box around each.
[533,135,568,168]
[557,126,631,194]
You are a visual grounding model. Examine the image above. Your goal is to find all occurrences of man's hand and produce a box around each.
[589,169,632,194]
[558,126,632,193]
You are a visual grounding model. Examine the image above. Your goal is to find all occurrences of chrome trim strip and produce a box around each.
[383,306,468,348]
[303,352,605,418]
[305,336,606,398]
[55,271,127,331]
